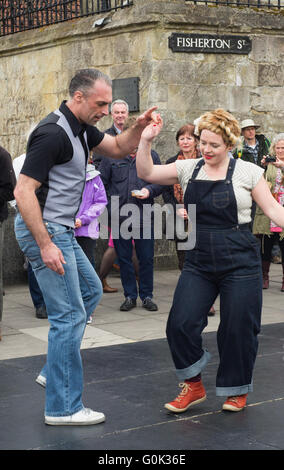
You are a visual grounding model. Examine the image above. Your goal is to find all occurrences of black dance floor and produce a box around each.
[0,323,283,453]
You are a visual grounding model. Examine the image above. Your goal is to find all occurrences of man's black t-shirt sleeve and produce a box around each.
[21,125,68,183]
[86,126,105,150]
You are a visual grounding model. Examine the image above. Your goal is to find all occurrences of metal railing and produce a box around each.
[1,0,284,38]
[0,0,133,37]
[188,0,284,7]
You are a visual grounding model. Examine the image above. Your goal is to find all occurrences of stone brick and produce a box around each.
[258,64,284,86]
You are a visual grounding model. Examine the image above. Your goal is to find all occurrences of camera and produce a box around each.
[265,155,276,163]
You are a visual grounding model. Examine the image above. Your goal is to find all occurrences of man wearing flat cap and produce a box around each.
[233,118,270,167]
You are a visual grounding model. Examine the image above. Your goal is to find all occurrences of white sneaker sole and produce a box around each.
[165,395,206,413]
[222,403,245,412]
[36,375,46,388]
[45,414,105,426]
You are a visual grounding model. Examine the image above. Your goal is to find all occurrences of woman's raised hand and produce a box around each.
[141,113,163,141]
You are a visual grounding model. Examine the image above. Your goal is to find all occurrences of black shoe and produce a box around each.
[120,297,137,311]
[35,305,48,319]
[208,306,215,317]
[142,297,158,311]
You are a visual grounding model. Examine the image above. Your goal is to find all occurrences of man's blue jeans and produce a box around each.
[14,214,103,416]
[27,262,45,308]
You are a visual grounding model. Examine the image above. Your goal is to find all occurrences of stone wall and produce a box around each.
[2,0,284,156]
[2,0,284,282]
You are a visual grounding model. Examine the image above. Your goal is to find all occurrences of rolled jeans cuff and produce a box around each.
[176,349,211,381]
[216,383,253,397]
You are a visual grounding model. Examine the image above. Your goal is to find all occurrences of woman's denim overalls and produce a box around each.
[166,158,262,396]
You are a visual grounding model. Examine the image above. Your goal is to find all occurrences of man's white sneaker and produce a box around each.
[36,374,46,388]
[45,407,105,426]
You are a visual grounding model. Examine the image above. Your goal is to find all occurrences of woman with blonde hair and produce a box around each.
[253,133,284,290]
[136,108,284,413]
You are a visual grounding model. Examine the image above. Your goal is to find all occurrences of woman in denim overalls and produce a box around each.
[136,108,284,412]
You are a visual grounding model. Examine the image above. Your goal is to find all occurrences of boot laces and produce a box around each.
[175,382,192,402]
[228,396,239,403]
[227,394,246,403]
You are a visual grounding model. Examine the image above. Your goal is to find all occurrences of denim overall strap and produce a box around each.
[224,157,236,184]
[190,157,236,182]
[191,158,205,180]
[184,158,238,227]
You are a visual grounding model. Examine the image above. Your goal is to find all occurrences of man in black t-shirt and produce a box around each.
[14,68,159,426]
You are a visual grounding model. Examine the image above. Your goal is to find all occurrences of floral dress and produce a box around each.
[270,168,284,232]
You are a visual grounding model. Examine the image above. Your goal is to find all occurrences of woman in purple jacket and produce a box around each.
[75,164,108,271]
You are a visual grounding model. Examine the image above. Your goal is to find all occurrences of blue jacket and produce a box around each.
[99,150,164,223]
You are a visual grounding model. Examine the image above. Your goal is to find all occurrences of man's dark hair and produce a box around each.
[69,69,112,97]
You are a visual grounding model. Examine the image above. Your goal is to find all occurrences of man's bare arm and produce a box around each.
[14,175,66,274]
[94,106,160,159]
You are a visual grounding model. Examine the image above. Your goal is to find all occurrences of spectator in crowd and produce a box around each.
[93,99,129,168]
[94,100,139,294]
[253,133,284,290]
[0,145,16,340]
[233,118,270,166]
[108,99,130,136]
[99,116,164,312]
[75,161,108,270]
[235,119,281,262]
[12,152,47,319]
[233,118,271,228]
[75,160,108,323]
